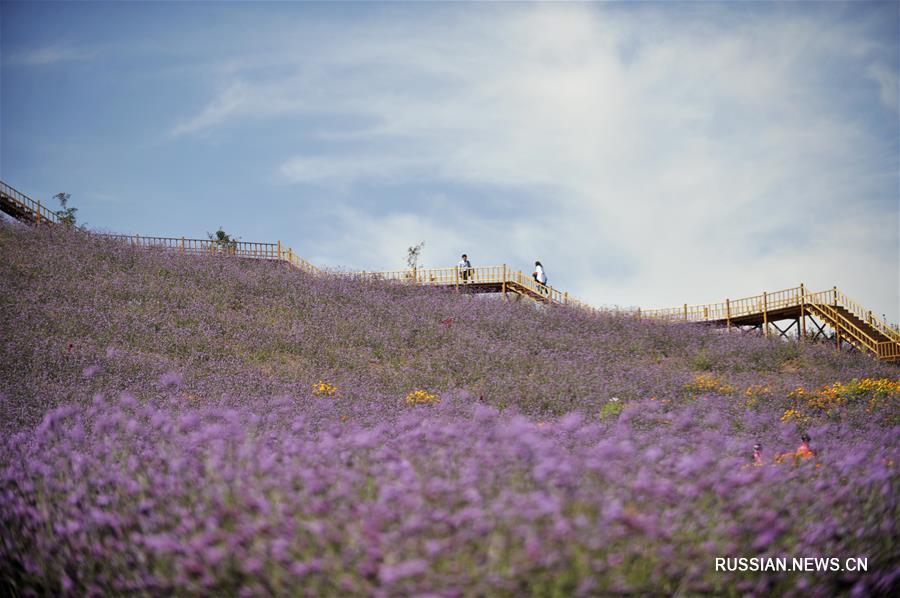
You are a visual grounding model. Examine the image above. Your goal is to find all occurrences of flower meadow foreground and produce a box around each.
[1,223,898,596]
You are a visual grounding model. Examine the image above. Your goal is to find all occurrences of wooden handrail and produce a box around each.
[806,302,879,352]
[103,234,281,259]
[877,341,900,360]
[357,264,571,306]
[641,285,808,321]
[101,234,321,273]
[834,289,900,343]
[1,181,62,224]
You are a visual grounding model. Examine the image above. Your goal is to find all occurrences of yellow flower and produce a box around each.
[405,389,439,406]
[782,378,899,423]
[744,384,771,397]
[312,380,338,397]
[684,373,734,395]
[787,387,807,399]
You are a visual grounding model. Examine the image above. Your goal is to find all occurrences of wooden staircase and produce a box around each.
[805,302,900,362]
[640,285,900,362]
[1,181,61,225]
[832,305,891,343]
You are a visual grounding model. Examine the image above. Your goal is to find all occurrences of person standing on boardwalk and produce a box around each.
[533,261,547,292]
[458,254,473,282]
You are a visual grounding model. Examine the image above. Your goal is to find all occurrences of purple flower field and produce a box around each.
[1,223,898,596]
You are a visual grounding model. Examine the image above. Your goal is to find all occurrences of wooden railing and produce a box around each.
[104,234,281,259]
[103,234,321,273]
[806,301,881,356]
[365,265,505,286]
[833,288,900,344]
[877,341,900,360]
[281,247,319,274]
[641,285,808,322]
[358,264,580,307]
[0,181,62,224]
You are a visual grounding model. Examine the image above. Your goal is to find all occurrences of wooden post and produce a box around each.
[636,307,641,321]
[833,286,840,350]
[455,266,459,292]
[564,291,568,305]
[703,306,708,320]
[502,264,507,299]
[684,304,688,321]
[36,199,42,224]
[833,285,840,343]
[277,240,282,260]
[726,298,731,330]
[763,291,769,337]
[181,236,185,252]
[799,283,806,339]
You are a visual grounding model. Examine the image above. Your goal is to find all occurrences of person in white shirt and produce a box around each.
[533,260,547,292]
[458,254,473,282]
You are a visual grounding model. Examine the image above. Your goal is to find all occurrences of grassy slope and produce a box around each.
[0,222,893,435]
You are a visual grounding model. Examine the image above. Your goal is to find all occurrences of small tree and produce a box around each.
[208,228,238,252]
[54,192,77,226]
[406,241,425,271]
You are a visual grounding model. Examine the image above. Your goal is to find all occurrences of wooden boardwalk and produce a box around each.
[354,265,587,307]
[640,285,900,362]
[3,180,898,361]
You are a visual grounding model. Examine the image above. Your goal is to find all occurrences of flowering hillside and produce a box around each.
[1,223,898,595]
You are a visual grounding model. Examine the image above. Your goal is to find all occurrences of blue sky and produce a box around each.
[2,1,898,320]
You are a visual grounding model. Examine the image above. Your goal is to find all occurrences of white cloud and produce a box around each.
[867,63,899,113]
[172,4,899,319]
[8,44,94,66]
[171,81,252,136]
[310,206,474,272]
[171,79,310,136]
[279,154,432,186]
